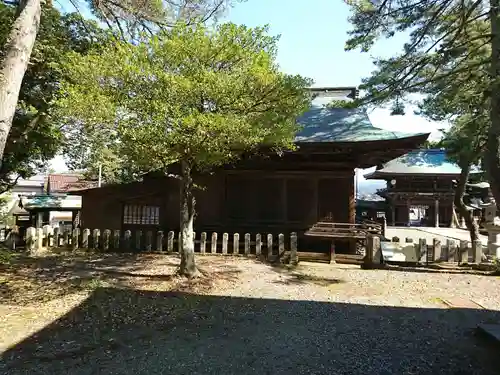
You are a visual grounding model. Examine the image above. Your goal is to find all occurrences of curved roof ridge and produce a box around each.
[295,104,429,143]
[364,148,481,178]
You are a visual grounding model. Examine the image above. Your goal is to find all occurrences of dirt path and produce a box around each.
[2,255,500,374]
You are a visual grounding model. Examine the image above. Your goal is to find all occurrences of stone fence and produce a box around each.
[19,226,299,264]
[364,235,485,268]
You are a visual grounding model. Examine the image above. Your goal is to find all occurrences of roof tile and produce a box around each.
[47,173,98,193]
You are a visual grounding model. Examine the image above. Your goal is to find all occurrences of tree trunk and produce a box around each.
[486,0,500,209]
[450,203,459,228]
[0,0,42,167]
[178,159,199,278]
[454,162,480,242]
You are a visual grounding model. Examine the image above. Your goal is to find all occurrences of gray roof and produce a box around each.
[364,149,481,178]
[295,96,429,143]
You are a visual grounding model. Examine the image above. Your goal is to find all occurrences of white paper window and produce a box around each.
[123,205,160,225]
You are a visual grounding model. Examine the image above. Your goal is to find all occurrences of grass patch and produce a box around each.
[0,249,15,265]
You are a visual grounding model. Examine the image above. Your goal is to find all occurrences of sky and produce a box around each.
[50,0,447,190]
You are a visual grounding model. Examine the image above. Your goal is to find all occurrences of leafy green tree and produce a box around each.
[414,30,488,240]
[343,0,500,210]
[0,0,235,179]
[0,3,109,193]
[60,1,244,182]
[55,23,312,277]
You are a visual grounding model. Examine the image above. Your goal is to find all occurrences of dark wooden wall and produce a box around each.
[79,170,355,237]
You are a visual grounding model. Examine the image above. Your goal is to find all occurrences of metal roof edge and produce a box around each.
[295,131,430,146]
[364,170,482,179]
[307,86,358,98]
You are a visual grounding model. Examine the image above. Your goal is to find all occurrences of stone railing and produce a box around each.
[20,226,299,264]
[364,235,485,268]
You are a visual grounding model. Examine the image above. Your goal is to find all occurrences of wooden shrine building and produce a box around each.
[364,148,481,227]
[72,87,429,254]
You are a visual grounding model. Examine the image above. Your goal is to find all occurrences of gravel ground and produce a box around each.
[2,257,500,375]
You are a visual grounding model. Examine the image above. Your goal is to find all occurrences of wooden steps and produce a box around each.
[297,251,363,264]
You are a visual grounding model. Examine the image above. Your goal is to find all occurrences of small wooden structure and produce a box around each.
[305,219,384,263]
[365,149,481,227]
[18,194,82,229]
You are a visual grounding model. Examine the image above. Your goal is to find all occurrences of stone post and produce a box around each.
[156,231,164,252]
[267,234,273,260]
[432,238,441,262]
[92,229,100,250]
[446,239,456,262]
[53,227,60,248]
[113,230,120,250]
[210,232,217,254]
[255,233,262,257]
[166,231,174,253]
[459,240,468,264]
[364,235,381,268]
[123,230,131,251]
[222,233,228,254]
[244,233,250,256]
[290,232,298,265]
[42,225,51,247]
[233,233,240,255]
[418,238,427,264]
[72,228,80,251]
[26,227,36,255]
[82,228,90,249]
[103,229,111,251]
[486,228,500,257]
[472,240,483,264]
[36,228,43,253]
[278,233,285,257]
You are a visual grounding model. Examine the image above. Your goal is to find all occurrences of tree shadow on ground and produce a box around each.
[256,260,346,286]
[2,287,500,375]
[0,251,241,305]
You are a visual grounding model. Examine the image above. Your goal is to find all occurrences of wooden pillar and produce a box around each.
[349,171,356,224]
[364,235,374,267]
[312,176,319,221]
[36,211,43,229]
[435,199,439,228]
[407,200,411,226]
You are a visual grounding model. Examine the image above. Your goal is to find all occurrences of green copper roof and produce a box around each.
[20,194,82,210]
[295,98,428,143]
[364,149,481,178]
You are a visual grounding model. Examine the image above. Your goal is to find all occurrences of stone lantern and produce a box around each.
[481,197,500,257]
